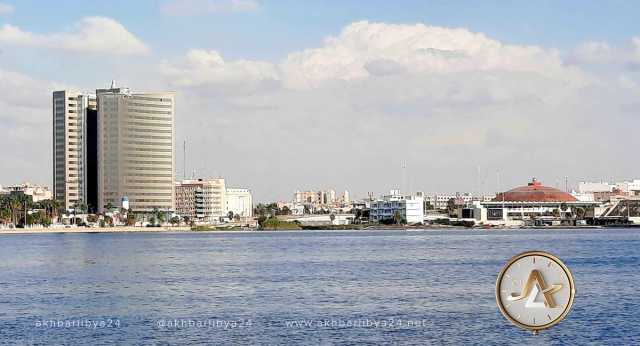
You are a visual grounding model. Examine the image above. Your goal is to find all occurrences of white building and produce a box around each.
[225,188,253,219]
[97,83,175,213]
[342,190,350,204]
[578,181,615,194]
[369,191,424,224]
[427,193,474,209]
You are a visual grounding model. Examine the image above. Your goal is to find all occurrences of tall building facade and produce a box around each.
[175,179,226,223]
[96,85,175,212]
[52,91,97,210]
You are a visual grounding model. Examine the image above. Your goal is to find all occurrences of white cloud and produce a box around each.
[161,0,259,16]
[159,49,278,93]
[0,17,149,55]
[280,21,582,89]
[0,68,65,185]
[0,2,13,15]
[154,21,640,201]
[569,37,640,66]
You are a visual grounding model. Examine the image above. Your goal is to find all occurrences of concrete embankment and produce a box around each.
[0,226,193,234]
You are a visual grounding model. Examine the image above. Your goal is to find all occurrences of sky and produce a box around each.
[1,0,639,202]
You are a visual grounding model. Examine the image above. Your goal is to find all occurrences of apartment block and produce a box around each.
[175,179,226,223]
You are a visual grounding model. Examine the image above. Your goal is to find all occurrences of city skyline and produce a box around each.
[1,1,640,202]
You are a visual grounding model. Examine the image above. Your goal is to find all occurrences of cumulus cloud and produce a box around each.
[159,49,278,95]
[569,37,640,66]
[161,0,259,16]
[280,21,583,89]
[0,17,149,55]
[154,21,640,201]
[0,2,13,15]
[3,20,639,200]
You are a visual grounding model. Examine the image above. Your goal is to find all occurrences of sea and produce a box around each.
[0,228,638,345]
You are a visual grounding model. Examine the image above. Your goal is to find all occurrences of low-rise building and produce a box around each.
[369,191,424,224]
[4,182,53,202]
[478,178,600,226]
[175,178,226,223]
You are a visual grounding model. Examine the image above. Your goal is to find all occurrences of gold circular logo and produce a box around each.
[495,251,576,333]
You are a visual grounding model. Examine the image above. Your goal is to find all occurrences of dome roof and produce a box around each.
[493,178,577,202]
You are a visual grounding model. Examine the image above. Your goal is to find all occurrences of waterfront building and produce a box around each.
[52,90,97,210]
[283,213,355,226]
[4,182,53,203]
[477,178,600,226]
[175,178,226,223]
[96,83,175,213]
[426,193,473,210]
[225,188,253,219]
[369,190,424,224]
[293,188,351,212]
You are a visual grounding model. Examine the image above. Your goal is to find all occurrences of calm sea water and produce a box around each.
[0,229,638,345]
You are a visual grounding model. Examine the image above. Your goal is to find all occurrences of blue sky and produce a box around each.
[1,0,639,201]
[5,0,640,61]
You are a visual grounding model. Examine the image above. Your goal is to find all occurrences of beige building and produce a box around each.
[97,84,175,213]
[52,91,97,210]
[175,178,226,223]
[226,188,253,219]
[5,182,53,203]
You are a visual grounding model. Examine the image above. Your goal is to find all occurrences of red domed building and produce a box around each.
[478,178,598,226]
[493,178,577,203]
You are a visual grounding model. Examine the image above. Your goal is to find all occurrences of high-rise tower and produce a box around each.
[52,91,97,211]
[96,85,175,213]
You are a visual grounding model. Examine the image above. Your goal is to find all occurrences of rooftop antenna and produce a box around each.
[183,139,187,180]
[401,160,407,195]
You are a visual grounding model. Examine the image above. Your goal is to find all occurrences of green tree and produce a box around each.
[170,216,180,226]
[227,210,234,220]
[424,201,434,210]
[446,198,457,216]
[330,213,336,223]
[393,210,403,225]
[126,212,137,226]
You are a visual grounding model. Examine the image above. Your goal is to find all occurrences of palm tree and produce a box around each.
[393,210,403,225]
[8,195,22,226]
[0,198,11,225]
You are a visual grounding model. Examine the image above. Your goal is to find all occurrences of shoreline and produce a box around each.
[1,224,637,235]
